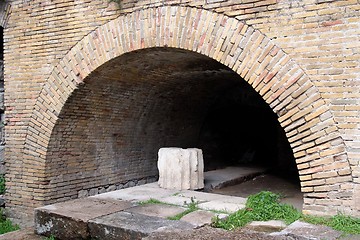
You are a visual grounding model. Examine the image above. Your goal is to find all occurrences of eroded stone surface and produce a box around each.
[34,198,133,239]
[89,211,195,240]
[0,228,43,240]
[270,220,343,240]
[180,210,216,227]
[158,148,204,190]
[198,200,245,213]
[127,204,186,218]
[246,220,287,233]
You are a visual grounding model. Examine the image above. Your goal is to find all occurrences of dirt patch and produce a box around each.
[144,226,287,240]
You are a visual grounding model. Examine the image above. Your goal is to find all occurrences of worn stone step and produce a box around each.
[34,196,195,240]
[89,211,194,240]
[204,166,266,191]
[34,177,249,240]
[35,198,134,239]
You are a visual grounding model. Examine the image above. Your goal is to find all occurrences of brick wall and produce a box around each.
[45,48,239,203]
[3,0,359,223]
[0,1,10,175]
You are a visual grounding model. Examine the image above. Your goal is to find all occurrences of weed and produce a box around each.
[301,215,329,225]
[172,192,184,197]
[44,235,56,240]
[168,197,199,221]
[213,191,301,230]
[302,214,360,235]
[0,175,5,195]
[213,191,360,235]
[0,209,19,234]
[167,208,194,220]
[330,214,360,234]
[137,198,163,205]
[186,197,199,211]
[209,209,230,214]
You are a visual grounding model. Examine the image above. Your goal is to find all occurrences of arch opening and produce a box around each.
[46,47,301,206]
[9,5,353,221]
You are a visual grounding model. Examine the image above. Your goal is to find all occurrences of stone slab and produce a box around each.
[88,211,195,240]
[34,198,133,239]
[271,220,343,240]
[176,190,227,202]
[204,166,265,190]
[214,195,247,205]
[246,220,287,232]
[0,228,43,240]
[91,183,178,202]
[180,210,215,227]
[159,196,197,206]
[36,198,133,221]
[127,204,186,218]
[198,200,245,213]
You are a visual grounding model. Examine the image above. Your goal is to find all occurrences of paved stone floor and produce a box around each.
[1,167,358,239]
[212,173,303,210]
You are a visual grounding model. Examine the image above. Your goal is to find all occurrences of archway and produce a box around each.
[10,6,352,218]
[44,47,300,204]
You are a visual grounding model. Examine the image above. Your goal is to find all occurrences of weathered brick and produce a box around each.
[4,0,359,224]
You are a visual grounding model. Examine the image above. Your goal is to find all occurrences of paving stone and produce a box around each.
[180,210,216,227]
[88,211,195,240]
[270,220,343,240]
[204,166,266,190]
[0,228,43,240]
[214,195,247,205]
[177,190,227,201]
[34,198,133,239]
[198,200,245,213]
[127,204,186,218]
[246,220,287,232]
[159,196,196,206]
[92,183,178,202]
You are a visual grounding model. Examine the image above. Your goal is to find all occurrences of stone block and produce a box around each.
[127,204,186,218]
[88,211,194,240]
[271,220,342,240]
[246,220,287,233]
[34,198,133,239]
[198,200,245,213]
[180,210,215,227]
[158,148,204,190]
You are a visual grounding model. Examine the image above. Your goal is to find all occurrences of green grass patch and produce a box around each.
[44,235,56,240]
[330,214,360,234]
[302,214,360,235]
[0,175,5,195]
[209,209,230,214]
[213,191,360,235]
[0,209,19,234]
[137,198,164,205]
[168,208,195,220]
[137,196,200,221]
[168,197,199,220]
[213,191,301,230]
[214,191,301,230]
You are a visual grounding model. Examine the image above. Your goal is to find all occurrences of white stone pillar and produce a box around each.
[158,148,204,190]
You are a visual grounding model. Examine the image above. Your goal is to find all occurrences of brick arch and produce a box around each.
[0,2,11,28]
[24,6,352,215]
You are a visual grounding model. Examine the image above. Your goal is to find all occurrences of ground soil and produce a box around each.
[145,226,288,240]
[1,227,287,240]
